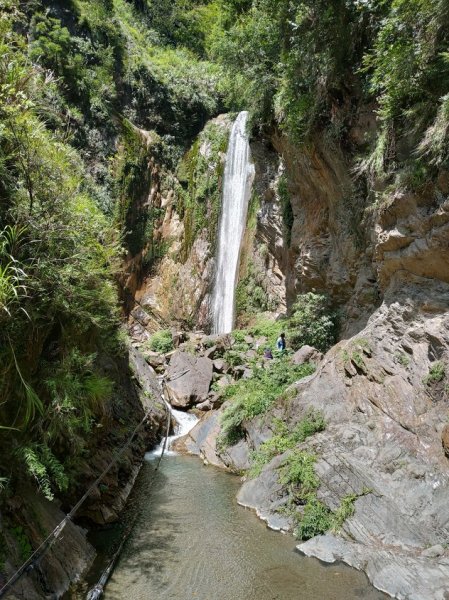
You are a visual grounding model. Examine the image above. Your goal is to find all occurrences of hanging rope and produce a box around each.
[0,405,157,599]
[155,380,172,472]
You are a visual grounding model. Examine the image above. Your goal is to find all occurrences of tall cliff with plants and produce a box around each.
[178,2,449,598]
[2,0,449,598]
[0,0,221,596]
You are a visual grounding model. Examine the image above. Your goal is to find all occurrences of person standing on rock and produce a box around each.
[276,332,286,352]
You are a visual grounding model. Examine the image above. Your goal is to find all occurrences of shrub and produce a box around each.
[332,493,358,531]
[249,409,326,477]
[246,316,284,348]
[289,293,338,352]
[149,330,174,354]
[294,497,333,541]
[423,362,446,385]
[279,449,318,493]
[218,359,315,448]
[236,262,275,318]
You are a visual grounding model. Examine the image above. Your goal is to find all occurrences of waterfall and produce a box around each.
[211,111,255,334]
[145,402,198,459]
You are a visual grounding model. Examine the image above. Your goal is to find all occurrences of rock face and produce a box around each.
[126,115,232,332]
[3,489,95,600]
[165,351,213,408]
[298,535,449,600]
[185,412,227,468]
[189,274,449,599]
[442,424,449,458]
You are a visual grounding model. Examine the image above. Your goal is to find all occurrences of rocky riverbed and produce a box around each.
[132,276,449,600]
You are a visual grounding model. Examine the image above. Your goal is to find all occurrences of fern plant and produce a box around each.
[20,444,68,501]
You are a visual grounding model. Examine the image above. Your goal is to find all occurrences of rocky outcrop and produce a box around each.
[292,345,323,365]
[187,273,449,599]
[271,134,366,308]
[1,348,165,600]
[128,115,232,332]
[185,411,227,469]
[165,351,213,408]
[375,189,449,291]
[2,489,95,600]
[136,230,214,328]
[299,535,449,600]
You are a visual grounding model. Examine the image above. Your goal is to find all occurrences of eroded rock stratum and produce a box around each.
[182,160,449,599]
[188,275,449,599]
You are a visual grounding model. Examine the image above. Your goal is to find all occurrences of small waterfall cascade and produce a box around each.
[211,111,255,334]
[145,402,198,459]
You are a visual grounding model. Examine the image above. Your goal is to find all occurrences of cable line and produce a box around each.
[0,403,161,599]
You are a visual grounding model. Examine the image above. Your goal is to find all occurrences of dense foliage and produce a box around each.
[2,0,449,508]
[289,293,338,352]
[249,410,325,477]
[0,0,221,499]
[218,358,315,448]
[0,2,121,498]
[210,0,449,167]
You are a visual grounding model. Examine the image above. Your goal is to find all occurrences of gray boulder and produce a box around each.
[204,345,218,359]
[213,358,228,373]
[292,345,323,365]
[196,399,213,411]
[144,351,165,372]
[165,351,213,408]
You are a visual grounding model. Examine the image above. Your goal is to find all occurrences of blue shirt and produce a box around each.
[276,337,286,350]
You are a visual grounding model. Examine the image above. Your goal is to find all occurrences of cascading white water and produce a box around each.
[145,402,198,459]
[212,111,255,334]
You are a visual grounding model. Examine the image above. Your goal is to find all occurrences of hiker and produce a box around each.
[276,332,286,352]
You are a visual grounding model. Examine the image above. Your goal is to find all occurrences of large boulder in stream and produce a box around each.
[165,351,213,408]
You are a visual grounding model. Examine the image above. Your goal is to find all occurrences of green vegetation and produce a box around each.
[246,316,284,348]
[148,330,174,354]
[210,0,449,180]
[289,293,338,352]
[278,175,294,247]
[11,526,32,562]
[279,449,371,540]
[234,292,338,354]
[279,449,332,539]
[341,339,373,374]
[250,410,325,477]
[177,120,229,258]
[236,262,276,317]
[295,497,334,541]
[20,445,68,502]
[423,362,446,385]
[0,1,137,502]
[332,492,358,531]
[218,358,315,448]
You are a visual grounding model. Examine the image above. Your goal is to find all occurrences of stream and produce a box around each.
[104,455,387,600]
[92,421,387,600]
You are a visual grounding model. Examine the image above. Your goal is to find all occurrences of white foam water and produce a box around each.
[212,111,255,334]
[145,403,198,460]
